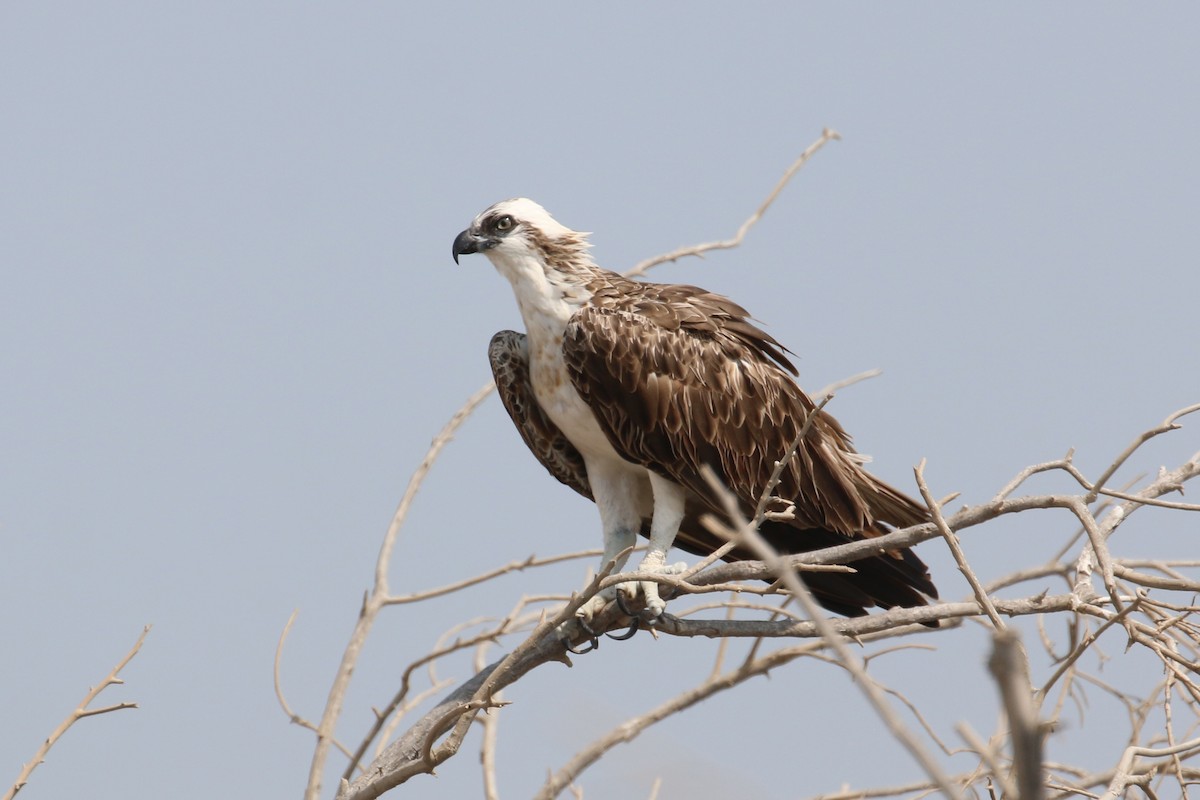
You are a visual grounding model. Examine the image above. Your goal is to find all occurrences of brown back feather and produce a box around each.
[563,279,924,537]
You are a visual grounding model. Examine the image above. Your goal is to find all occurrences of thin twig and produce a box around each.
[1088,404,1200,503]
[305,381,494,800]
[536,637,836,799]
[753,370,880,526]
[1036,601,1141,705]
[956,722,1016,799]
[475,643,503,800]
[1099,736,1200,800]
[624,129,842,278]
[382,549,605,605]
[915,459,1005,630]
[5,625,151,800]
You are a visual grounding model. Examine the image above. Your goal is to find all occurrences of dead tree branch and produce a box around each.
[335,402,1199,799]
[5,625,150,800]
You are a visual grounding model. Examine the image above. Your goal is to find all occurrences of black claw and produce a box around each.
[614,591,637,617]
[562,616,600,654]
[564,635,598,655]
[605,618,639,641]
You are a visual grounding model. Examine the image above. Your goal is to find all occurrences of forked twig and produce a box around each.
[5,626,151,800]
[304,382,495,800]
[625,129,842,277]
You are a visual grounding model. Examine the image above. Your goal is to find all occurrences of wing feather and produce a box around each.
[488,331,592,501]
[562,297,937,606]
[563,304,901,536]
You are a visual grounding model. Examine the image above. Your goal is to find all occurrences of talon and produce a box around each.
[605,617,639,641]
[561,612,602,654]
[564,634,598,655]
[614,591,638,617]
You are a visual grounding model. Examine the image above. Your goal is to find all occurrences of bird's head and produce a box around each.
[451,199,589,272]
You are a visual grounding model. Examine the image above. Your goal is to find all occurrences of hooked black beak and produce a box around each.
[452,228,496,264]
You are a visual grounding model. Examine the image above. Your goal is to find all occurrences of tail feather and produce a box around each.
[671,508,939,626]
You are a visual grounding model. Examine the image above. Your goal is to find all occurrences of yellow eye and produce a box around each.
[494,215,514,232]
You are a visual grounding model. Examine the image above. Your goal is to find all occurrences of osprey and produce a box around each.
[452,198,936,628]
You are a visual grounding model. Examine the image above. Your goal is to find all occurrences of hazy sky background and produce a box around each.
[3,4,1198,799]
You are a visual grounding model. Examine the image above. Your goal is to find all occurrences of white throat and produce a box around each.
[485,248,593,344]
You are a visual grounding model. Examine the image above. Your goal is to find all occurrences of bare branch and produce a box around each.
[1088,403,1200,504]
[697,466,964,799]
[539,626,944,799]
[335,401,1200,797]
[474,643,503,800]
[752,370,879,527]
[274,610,354,761]
[303,382,495,800]
[955,722,1016,798]
[5,625,150,800]
[915,458,1005,630]
[988,629,1045,800]
[623,129,842,278]
[1099,736,1200,800]
[382,549,605,605]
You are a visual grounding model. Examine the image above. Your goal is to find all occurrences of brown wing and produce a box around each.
[562,296,938,609]
[488,331,593,501]
[561,302,926,535]
[491,308,937,617]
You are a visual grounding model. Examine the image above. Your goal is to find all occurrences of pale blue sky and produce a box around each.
[3,4,1198,798]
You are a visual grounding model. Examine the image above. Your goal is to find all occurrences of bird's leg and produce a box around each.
[574,523,635,625]
[565,459,644,629]
[560,521,636,652]
[619,473,689,620]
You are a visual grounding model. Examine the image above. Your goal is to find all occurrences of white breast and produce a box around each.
[528,331,624,461]
[485,243,632,465]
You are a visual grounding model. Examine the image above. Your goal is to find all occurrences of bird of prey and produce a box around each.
[452,198,937,630]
